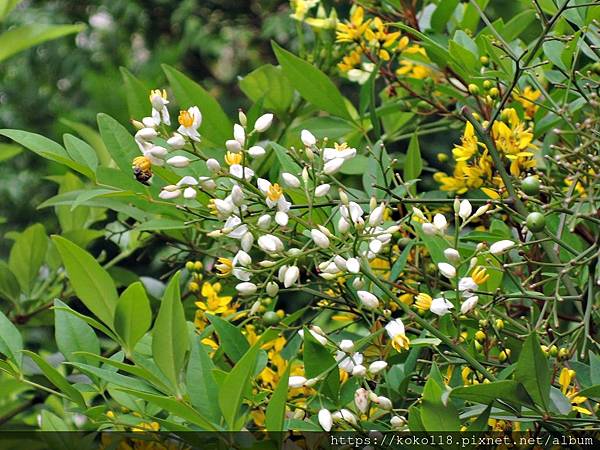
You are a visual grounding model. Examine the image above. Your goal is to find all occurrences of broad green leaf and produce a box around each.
[460,0,490,33]
[207,314,249,363]
[543,40,568,71]
[0,129,89,176]
[40,410,70,432]
[420,377,460,432]
[67,362,157,393]
[23,351,86,407]
[0,261,20,304]
[515,333,550,410]
[269,142,302,174]
[0,23,84,62]
[431,0,459,32]
[272,41,351,120]
[60,118,111,166]
[404,132,422,193]
[120,67,150,120]
[579,385,600,399]
[54,173,90,233]
[52,235,118,327]
[265,363,290,431]
[0,0,21,21]
[451,380,533,409]
[54,299,100,366]
[467,405,491,431]
[97,113,139,174]
[362,140,391,197]
[116,388,219,430]
[152,272,188,389]
[219,342,260,430]
[53,304,117,341]
[239,64,294,113]
[63,134,98,179]
[303,328,339,401]
[0,310,22,367]
[0,143,22,162]
[503,10,537,41]
[163,64,232,145]
[186,325,221,423]
[115,282,152,355]
[8,223,47,294]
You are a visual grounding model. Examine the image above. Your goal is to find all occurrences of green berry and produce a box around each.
[526,212,546,233]
[262,311,280,326]
[521,176,541,196]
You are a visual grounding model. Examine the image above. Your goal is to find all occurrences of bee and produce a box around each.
[132,156,153,185]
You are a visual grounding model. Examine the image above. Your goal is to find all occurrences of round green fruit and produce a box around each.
[262,311,280,326]
[526,212,546,232]
[521,176,540,196]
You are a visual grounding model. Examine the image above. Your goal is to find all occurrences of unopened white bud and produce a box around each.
[301,129,316,147]
[444,248,460,263]
[339,339,354,353]
[226,139,242,153]
[266,281,279,297]
[254,113,274,132]
[248,145,266,157]
[357,291,379,309]
[206,158,221,172]
[233,123,245,145]
[368,360,388,374]
[315,184,330,197]
[235,282,257,296]
[282,172,301,188]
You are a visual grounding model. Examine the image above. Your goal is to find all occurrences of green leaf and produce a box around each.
[23,351,86,407]
[515,333,550,410]
[239,64,294,113]
[54,299,100,366]
[468,405,491,432]
[219,342,260,430]
[269,142,302,174]
[115,282,152,355]
[67,362,157,393]
[460,0,490,33]
[362,140,391,197]
[186,325,221,423]
[421,377,460,432]
[97,113,139,174]
[579,385,600,399]
[52,235,118,327]
[152,272,188,390]
[431,0,459,33]
[272,41,351,120]
[0,23,84,63]
[303,328,339,401]
[120,67,150,120]
[60,118,112,166]
[543,40,568,71]
[0,143,22,163]
[404,132,422,193]
[503,10,537,41]
[8,223,47,294]
[207,314,249,363]
[116,388,219,430]
[0,310,22,368]
[0,0,21,22]
[163,64,232,145]
[451,380,533,409]
[0,261,20,304]
[265,363,290,431]
[63,134,98,179]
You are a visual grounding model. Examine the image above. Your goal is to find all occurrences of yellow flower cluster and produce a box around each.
[194,281,239,349]
[435,108,538,198]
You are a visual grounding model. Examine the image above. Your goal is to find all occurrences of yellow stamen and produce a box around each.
[266,183,283,202]
[414,293,432,311]
[471,266,490,285]
[225,151,243,166]
[178,110,194,127]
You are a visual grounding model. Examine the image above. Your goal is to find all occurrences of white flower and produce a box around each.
[241,232,253,252]
[235,282,257,295]
[222,215,248,239]
[275,211,289,227]
[433,214,448,232]
[390,416,405,428]
[339,339,354,353]
[167,133,185,149]
[135,127,158,142]
[333,255,347,271]
[257,178,291,212]
[337,409,357,426]
[258,234,284,253]
[226,139,242,153]
[213,198,234,217]
[346,257,360,274]
[444,248,460,263]
[149,145,168,157]
[266,281,279,297]
[368,203,385,227]
[176,176,198,186]
[149,89,170,125]
[283,265,300,288]
[354,388,369,413]
[458,277,478,297]
[430,297,454,316]
[248,145,265,157]
[257,214,271,229]
[369,239,383,254]
[340,202,364,225]
[233,123,245,145]
[459,199,472,220]
[376,396,392,410]
[288,376,306,388]
[490,240,515,255]
[299,328,327,346]
[318,409,333,432]
[323,158,344,174]
[301,129,316,146]
[357,291,379,309]
[438,262,457,279]
[385,318,409,352]
[314,184,330,197]
[231,185,244,206]
[167,155,191,168]
[369,360,388,374]
[183,187,197,199]
[206,158,221,172]
[229,164,254,180]
[460,296,479,314]
[177,106,202,141]
[323,145,356,162]
[159,189,181,199]
[282,172,301,188]
[310,229,330,248]
[352,364,367,377]
[254,113,274,132]
[422,223,437,236]
[336,350,364,373]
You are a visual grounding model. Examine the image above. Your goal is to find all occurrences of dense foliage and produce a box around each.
[0,0,599,439]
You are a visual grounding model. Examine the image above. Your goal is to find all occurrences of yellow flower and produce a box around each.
[338,47,362,72]
[513,86,541,119]
[492,109,538,177]
[194,282,237,328]
[289,0,319,21]
[414,293,432,311]
[559,368,592,415]
[471,266,489,285]
[395,45,431,79]
[224,151,243,166]
[336,6,371,43]
[215,257,234,277]
[452,122,481,162]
